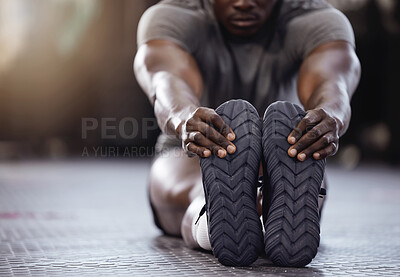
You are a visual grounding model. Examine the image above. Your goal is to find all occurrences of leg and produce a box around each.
[150,99,265,267]
[149,148,202,236]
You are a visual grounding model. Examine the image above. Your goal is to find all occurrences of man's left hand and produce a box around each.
[287,108,343,161]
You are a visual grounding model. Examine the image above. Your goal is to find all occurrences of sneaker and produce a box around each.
[199,99,264,266]
[261,101,326,267]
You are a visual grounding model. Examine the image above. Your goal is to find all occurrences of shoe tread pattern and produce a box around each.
[200,100,263,267]
[262,101,326,267]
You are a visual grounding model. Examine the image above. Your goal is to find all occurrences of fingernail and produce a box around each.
[289,149,297,157]
[289,137,296,144]
[227,133,235,141]
[227,145,235,154]
[298,153,306,161]
[218,149,226,158]
[314,153,320,159]
[204,150,211,157]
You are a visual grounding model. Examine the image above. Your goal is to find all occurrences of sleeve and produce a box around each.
[285,8,355,60]
[137,4,204,54]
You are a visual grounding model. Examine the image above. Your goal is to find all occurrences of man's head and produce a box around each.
[213,0,277,37]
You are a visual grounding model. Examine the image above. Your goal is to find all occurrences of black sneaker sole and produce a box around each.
[262,101,326,267]
[200,100,264,267]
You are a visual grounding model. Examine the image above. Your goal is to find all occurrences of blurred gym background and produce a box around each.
[0,0,399,167]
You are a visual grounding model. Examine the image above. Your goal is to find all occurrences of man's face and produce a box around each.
[213,0,277,37]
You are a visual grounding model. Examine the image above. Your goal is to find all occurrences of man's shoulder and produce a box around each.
[278,0,332,25]
[145,0,211,27]
[276,0,354,60]
[138,0,212,52]
[158,0,206,10]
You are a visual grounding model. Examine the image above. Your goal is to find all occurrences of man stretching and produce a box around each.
[134,0,360,267]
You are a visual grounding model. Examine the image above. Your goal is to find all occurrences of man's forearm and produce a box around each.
[304,81,351,137]
[134,41,204,138]
[297,41,360,137]
[151,71,200,136]
[289,41,360,161]
[139,71,235,158]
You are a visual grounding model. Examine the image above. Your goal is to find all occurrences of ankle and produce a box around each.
[181,197,204,249]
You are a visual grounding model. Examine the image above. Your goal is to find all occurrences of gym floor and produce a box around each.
[0,159,399,276]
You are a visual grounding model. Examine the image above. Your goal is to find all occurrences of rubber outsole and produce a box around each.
[262,101,326,267]
[200,100,264,267]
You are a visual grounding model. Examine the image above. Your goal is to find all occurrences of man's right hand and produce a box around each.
[178,107,236,158]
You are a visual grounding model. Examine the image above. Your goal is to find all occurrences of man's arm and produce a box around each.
[134,40,236,158]
[288,41,361,161]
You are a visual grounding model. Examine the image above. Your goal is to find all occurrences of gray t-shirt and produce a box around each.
[137,0,355,115]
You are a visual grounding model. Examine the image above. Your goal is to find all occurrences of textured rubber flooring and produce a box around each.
[0,159,400,276]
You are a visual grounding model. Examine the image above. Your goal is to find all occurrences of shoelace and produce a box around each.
[194,205,206,225]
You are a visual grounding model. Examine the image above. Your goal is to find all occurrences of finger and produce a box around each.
[186,142,211,158]
[197,122,236,154]
[187,122,236,155]
[288,121,330,158]
[189,131,227,158]
[288,110,323,145]
[201,111,235,141]
[295,134,335,161]
[313,142,339,160]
